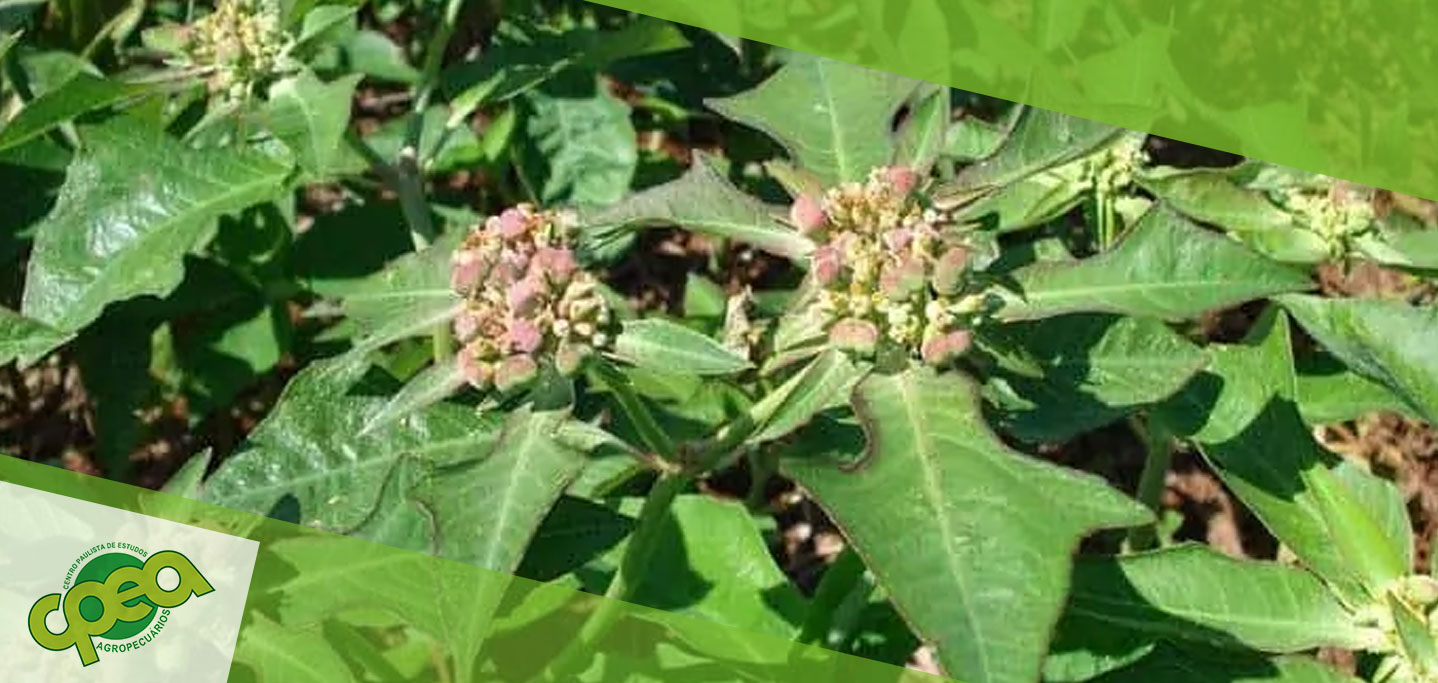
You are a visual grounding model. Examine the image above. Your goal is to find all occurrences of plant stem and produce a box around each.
[591,360,678,462]
[795,546,868,647]
[1127,415,1173,551]
[532,471,691,682]
[744,448,777,510]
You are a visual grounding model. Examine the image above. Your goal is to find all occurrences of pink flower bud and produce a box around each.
[457,345,493,389]
[452,308,482,343]
[494,354,538,392]
[790,194,827,234]
[505,318,543,354]
[496,251,530,283]
[921,329,972,366]
[828,318,879,356]
[933,246,971,295]
[507,277,545,317]
[497,208,529,239]
[812,245,843,287]
[885,166,918,195]
[534,246,578,282]
[450,250,484,293]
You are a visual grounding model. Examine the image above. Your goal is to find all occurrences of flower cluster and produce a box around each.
[181,0,291,100]
[450,204,615,393]
[792,166,981,366]
[1273,182,1377,259]
[1085,136,1147,196]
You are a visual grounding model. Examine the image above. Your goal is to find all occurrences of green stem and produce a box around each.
[796,547,867,647]
[744,448,777,510]
[1127,415,1173,551]
[532,472,691,682]
[591,360,678,462]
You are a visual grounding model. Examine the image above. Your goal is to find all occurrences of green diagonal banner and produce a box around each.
[587,0,1438,201]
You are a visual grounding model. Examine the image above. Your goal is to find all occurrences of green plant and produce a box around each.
[3,1,1437,682]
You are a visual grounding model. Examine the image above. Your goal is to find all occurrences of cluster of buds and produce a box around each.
[791,166,981,367]
[1084,136,1148,196]
[1273,181,1378,259]
[181,0,292,101]
[450,204,615,393]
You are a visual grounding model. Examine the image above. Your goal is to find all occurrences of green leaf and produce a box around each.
[745,349,865,446]
[782,369,1151,683]
[0,306,71,367]
[20,118,290,333]
[582,151,814,260]
[1064,544,1379,652]
[361,357,467,436]
[202,356,504,534]
[1296,353,1418,424]
[0,73,153,154]
[999,205,1312,321]
[1138,167,1296,233]
[1092,645,1359,683]
[159,449,212,499]
[980,314,1208,443]
[894,84,949,172]
[343,30,419,84]
[610,318,753,376]
[341,229,464,353]
[1156,309,1405,605]
[1331,459,1413,574]
[942,107,1121,197]
[1390,593,1438,679]
[232,612,357,683]
[707,51,918,185]
[264,71,362,177]
[1278,294,1438,425]
[294,5,357,48]
[944,114,1008,163]
[682,273,726,319]
[521,73,637,207]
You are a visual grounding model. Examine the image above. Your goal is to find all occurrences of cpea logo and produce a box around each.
[27,543,214,667]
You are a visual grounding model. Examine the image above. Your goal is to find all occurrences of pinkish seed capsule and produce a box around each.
[494,354,539,392]
[555,342,591,376]
[452,308,483,343]
[921,329,972,366]
[885,166,918,195]
[883,228,914,252]
[812,246,843,286]
[828,318,880,356]
[879,256,927,299]
[457,345,493,389]
[933,246,971,295]
[790,194,827,234]
[451,250,483,293]
[534,246,578,282]
[505,318,543,354]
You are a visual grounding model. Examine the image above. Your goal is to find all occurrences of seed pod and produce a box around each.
[534,246,578,283]
[497,208,529,239]
[457,345,494,390]
[933,246,971,295]
[555,342,591,376]
[494,354,539,393]
[790,194,827,234]
[878,256,927,300]
[450,250,484,293]
[883,228,914,252]
[920,329,972,366]
[812,245,843,286]
[507,277,545,317]
[452,308,483,343]
[829,318,880,356]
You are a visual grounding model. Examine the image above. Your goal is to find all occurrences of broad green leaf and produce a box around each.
[610,318,752,376]
[202,356,504,534]
[707,51,918,185]
[294,5,357,48]
[682,273,726,319]
[745,349,865,446]
[1138,167,1295,234]
[521,73,636,207]
[1390,594,1438,679]
[1331,459,1413,574]
[1359,229,1438,270]
[361,356,467,436]
[944,115,1008,162]
[582,151,814,260]
[894,85,949,172]
[1156,309,1405,605]
[517,494,635,582]
[341,229,464,352]
[342,29,419,83]
[951,157,1089,233]
[1278,294,1438,424]
[980,314,1208,443]
[942,107,1121,197]
[1296,353,1418,424]
[1064,544,1379,652]
[0,306,71,367]
[0,72,152,153]
[264,71,362,177]
[159,449,212,499]
[20,118,290,333]
[782,369,1151,683]
[1092,645,1359,683]
[232,612,356,683]
[999,206,1312,321]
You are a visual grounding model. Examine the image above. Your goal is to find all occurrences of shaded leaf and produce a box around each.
[611,318,753,376]
[0,306,71,367]
[894,85,949,172]
[0,72,153,153]
[264,71,362,177]
[232,612,356,683]
[20,117,290,332]
[942,107,1121,198]
[1092,645,1359,683]
[521,73,637,207]
[1296,353,1418,424]
[341,229,464,353]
